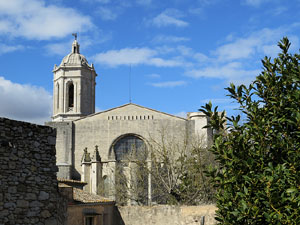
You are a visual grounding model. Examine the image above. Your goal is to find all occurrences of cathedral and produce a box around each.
[46,38,211,204]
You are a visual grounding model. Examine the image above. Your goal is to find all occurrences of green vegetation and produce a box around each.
[201,38,300,224]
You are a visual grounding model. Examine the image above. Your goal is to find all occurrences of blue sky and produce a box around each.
[1,0,300,124]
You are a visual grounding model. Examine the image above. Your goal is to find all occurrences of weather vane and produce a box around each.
[72,33,77,40]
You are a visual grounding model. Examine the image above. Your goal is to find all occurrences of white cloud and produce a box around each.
[183,26,300,85]
[147,73,161,79]
[45,31,112,56]
[45,41,70,56]
[152,35,190,43]
[185,62,260,85]
[149,80,187,88]
[80,0,111,3]
[189,7,203,15]
[243,0,271,7]
[193,52,209,63]
[96,0,111,3]
[151,9,188,27]
[0,44,24,55]
[97,7,118,20]
[214,38,258,61]
[93,47,184,67]
[0,0,93,40]
[268,6,287,16]
[136,0,152,5]
[0,77,52,124]
[94,48,155,66]
[213,27,297,62]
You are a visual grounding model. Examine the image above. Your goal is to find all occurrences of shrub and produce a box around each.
[201,38,300,224]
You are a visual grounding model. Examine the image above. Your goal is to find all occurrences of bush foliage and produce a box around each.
[201,38,300,224]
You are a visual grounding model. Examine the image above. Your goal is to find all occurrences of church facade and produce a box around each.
[47,39,211,203]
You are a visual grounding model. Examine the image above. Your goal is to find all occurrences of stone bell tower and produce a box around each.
[52,35,97,121]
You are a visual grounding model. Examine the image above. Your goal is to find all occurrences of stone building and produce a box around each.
[58,179,115,225]
[46,38,211,204]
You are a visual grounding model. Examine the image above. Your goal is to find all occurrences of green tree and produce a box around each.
[201,38,300,224]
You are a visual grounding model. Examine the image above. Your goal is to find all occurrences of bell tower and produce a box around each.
[52,35,97,121]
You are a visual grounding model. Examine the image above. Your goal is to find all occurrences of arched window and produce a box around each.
[113,135,148,205]
[68,83,74,108]
[113,135,147,161]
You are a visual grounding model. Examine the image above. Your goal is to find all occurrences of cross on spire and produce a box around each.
[72,33,77,40]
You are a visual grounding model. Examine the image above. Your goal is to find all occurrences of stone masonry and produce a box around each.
[116,205,217,225]
[0,117,67,225]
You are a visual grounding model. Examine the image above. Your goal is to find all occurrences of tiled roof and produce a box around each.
[57,178,87,184]
[73,188,114,204]
[58,183,72,188]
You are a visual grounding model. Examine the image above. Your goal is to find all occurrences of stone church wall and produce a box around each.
[0,118,67,225]
[45,121,73,179]
[115,204,217,225]
[72,104,196,177]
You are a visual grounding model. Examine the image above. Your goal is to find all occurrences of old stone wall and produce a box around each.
[115,205,217,225]
[45,121,73,179]
[0,117,67,225]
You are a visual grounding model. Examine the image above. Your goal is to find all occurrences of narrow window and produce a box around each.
[68,83,74,108]
[85,216,94,225]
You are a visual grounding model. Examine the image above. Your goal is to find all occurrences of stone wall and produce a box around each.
[0,117,67,225]
[68,203,115,225]
[115,205,217,225]
[45,121,73,179]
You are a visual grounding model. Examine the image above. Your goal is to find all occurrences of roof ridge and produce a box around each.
[74,103,187,121]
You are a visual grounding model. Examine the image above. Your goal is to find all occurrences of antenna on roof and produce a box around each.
[129,64,132,103]
[72,33,77,40]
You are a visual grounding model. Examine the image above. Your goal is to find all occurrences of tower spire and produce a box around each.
[71,33,80,54]
[72,33,77,40]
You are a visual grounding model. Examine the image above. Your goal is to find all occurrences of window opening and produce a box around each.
[114,135,147,161]
[68,83,74,108]
[85,216,94,225]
